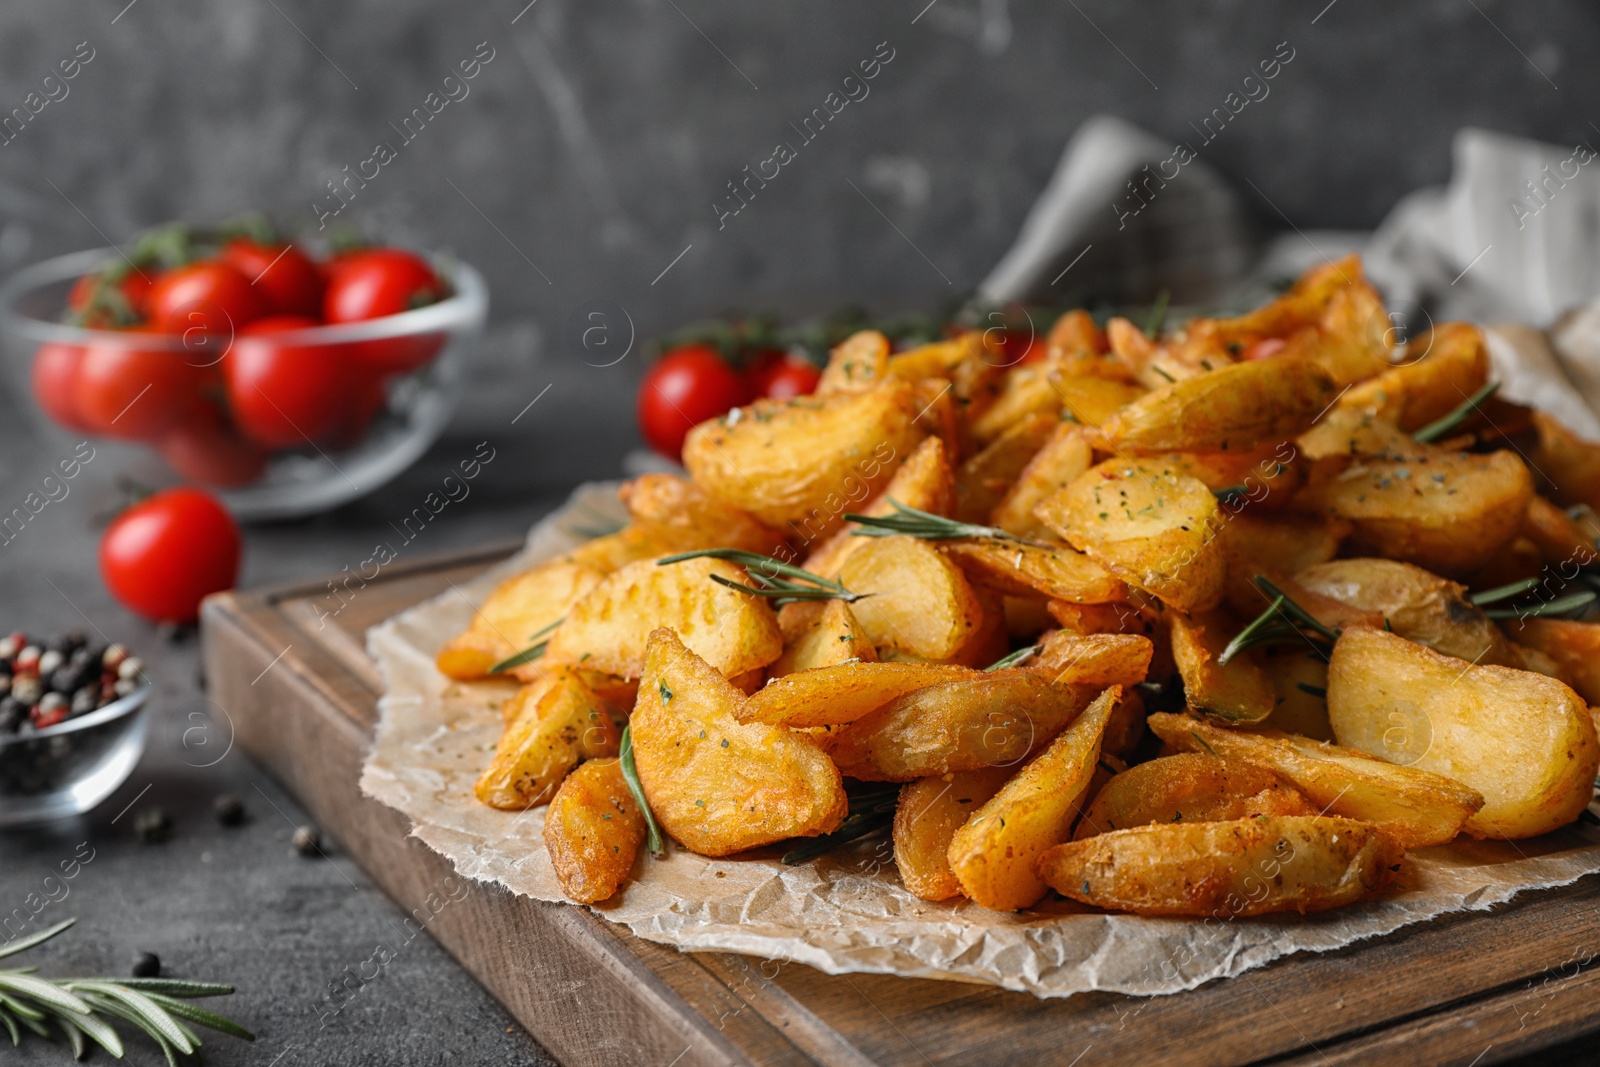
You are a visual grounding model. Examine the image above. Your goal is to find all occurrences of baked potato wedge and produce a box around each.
[829,670,1094,781]
[1327,626,1599,840]
[1038,815,1403,917]
[970,365,1062,446]
[769,598,877,677]
[817,328,891,393]
[1168,609,1276,724]
[988,422,1093,539]
[542,758,646,903]
[619,474,788,556]
[839,535,984,660]
[893,767,1013,901]
[1033,631,1153,688]
[1215,513,1349,617]
[1530,409,1600,509]
[803,435,956,578]
[1101,356,1339,455]
[630,628,847,856]
[1149,711,1484,848]
[475,668,622,809]
[437,560,604,681]
[948,688,1120,910]
[1037,459,1226,613]
[942,538,1127,605]
[683,381,920,532]
[955,411,1057,524]
[738,661,978,728]
[1074,752,1315,839]
[1507,618,1600,704]
[544,556,782,679]
[1050,375,1148,427]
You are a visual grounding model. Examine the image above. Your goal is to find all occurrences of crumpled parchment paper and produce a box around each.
[361,482,1600,999]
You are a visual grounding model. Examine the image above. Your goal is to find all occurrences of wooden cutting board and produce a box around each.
[201,542,1600,1067]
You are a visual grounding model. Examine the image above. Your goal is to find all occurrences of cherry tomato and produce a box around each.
[637,344,746,460]
[99,487,241,623]
[323,248,447,376]
[220,239,325,319]
[983,328,1038,367]
[224,315,350,448]
[147,260,264,336]
[322,374,388,449]
[745,350,820,401]
[158,404,270,487]
[68,270,153,323]
[75,331,206,441]
[1243,337,1288,361]
[30,343,92,432]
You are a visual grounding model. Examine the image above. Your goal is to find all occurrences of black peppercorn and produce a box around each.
[47,631,86,655]
[292,825,323,857]
[131,952,161,978]
[133,808,173,844]
[213,794,245,827]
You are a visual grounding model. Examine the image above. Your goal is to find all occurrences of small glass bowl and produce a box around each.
[0,248,487,521]
[0,681,149,828]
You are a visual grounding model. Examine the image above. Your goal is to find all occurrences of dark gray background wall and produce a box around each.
[2,1,1597,444]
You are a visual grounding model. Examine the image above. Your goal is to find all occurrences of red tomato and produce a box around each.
[323,248,447,376]
[224,315,350,447]
[75,331,206,441]
[323,374,388,449]
[68,270,153,323]
[637,344,746,459]
[30,343,91,432]
[1243,337,1288,361]
[158,404,270,487]
[99,487,241,623]
[147,260,264,336]
[745,351,820,401]
[983,328,1037,367]
[220,239,325,319]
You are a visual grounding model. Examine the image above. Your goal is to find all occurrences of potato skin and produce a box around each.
[948,688,1119,910]
[683,381,921,533]
[955,412,1058,524]
[802,435,956,578]
[1074,753,1314,839]
[543,759,646,903]
[630,629,846,856]
[942,539,1127,605]
[1033,631,1153,688]
[989,423,1092,538]
[1149,711,1483,848]
[768,599,877,678]
[829,671,1094,781]
[1103,356,1338,455]
[436,561,604,681]
[894,767,1013,901]
[475,669,621,810]
[739,662,978,729]
[619,474,788,556]
[1039,816,1404,917]
[1169,610,1275,724]
[544,556,782,680]
[840,536,984,660]
[1510,618,1600,704]
[1327,627,1599,840]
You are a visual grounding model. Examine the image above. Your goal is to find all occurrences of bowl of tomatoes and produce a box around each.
[0,225,487,520]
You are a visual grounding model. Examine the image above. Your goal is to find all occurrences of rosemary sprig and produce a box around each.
[0,918,252,1063]
[1483,590,1596,621]
[1413,380,1499,444]
[658,549,866,607]
[781,787,900,866]
[619,725,665,858]
[985,645,1039,671]
[1212,485,1249,505]
[1145,289,1171,339]
[1295,682,1328,699]
[1217,577,1340,665]
[1469,577,1541,606]
[488,616,565,674]
[843,498,1054,547]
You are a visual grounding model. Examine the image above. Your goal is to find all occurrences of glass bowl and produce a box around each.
[0,680,149,827]
[0,248,487,521]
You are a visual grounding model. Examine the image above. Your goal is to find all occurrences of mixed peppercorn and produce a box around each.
[0,631,143,734]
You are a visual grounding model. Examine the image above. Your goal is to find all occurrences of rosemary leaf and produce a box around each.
[843,498,1052,547]
[0,920,75,961]
[1145,289,1171,339]
[619,725,666,858]
[141,993,256,1041]
[70,982,193,1053]
[1212,485,1249,505]
[1413,380,1499,444]
[781,804,896,866]
[1218,595,1287,666]
[0,974,91,1018]
[985,645,1039,671]
[1295,682,1328,699]
[0,1005,18,1046]
[1483,591,1596,620]
[488,617,565,675]
[49,1003,122,1057]
[1253,577,1341,642]
[1469,578,1541,606]
[659,549,863,603]
[104,979,236,998]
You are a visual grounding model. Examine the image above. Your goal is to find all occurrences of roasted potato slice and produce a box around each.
[1074,752,1315,839]
[1296,445,1533,577]
[544,556,782,679]
[437,560,605,681]
[683,381,920,532]
[630,628,847,855]
[988,423,1092,539]
[560,525,672,574]
[543,758,646,903]
[1037,459,1226,613]
[1050,375,1148,427]
[839,535,983,660]
[769,598,877,677]
[1042,309,1127,379]
[738,661,978,728]
[1102,356,1338,455]
[1038,815,1403,917]
[802,435,957,577]
[475,668,621,809]
[1522,494,1598,568]
[893,767,1013,901]
[619,474,788,556]
[1216,513,1349,616]
[948,688,1119,910]
[1295,557,1518,666]
[1258,646,1334,741]
[818,329,891,393]
[1507,618,1600,704]
[1033,631,1153,688]
[1529,409,1600,509]
[829,671,1094,781]
[970,365,1061,445]
[955,412,1057,524]
[942,538,1127,605]
[886,332,980,381]
[1168,609,1276,724]
[1327,626,1599,840]
[1047,599,1158,637]
[1149,712,1484,848]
